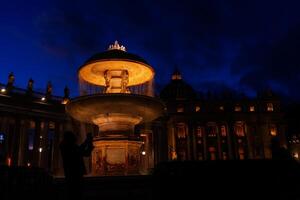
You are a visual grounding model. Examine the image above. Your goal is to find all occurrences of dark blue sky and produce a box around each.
[1,0,300,99]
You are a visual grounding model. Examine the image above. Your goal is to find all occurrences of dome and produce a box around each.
[160,69,196,100]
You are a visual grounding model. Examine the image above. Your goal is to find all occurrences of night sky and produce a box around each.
[1,0,300,100]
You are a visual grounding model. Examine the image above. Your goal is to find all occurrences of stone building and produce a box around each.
[0,62,294,176]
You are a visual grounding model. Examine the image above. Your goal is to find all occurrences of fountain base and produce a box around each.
[91,139,142,176]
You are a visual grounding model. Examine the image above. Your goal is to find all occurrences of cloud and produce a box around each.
[33,0,300,99]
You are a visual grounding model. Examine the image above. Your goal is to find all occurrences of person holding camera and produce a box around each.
[60,131,94,200]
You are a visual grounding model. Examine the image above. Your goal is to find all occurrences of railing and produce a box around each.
[0,83,64,102]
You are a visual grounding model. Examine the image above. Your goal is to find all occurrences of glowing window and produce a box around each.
[222,152,227,160]
[219,106,224,111]
[177,123,187,138]
[270,125,277,136]
[49,121,55,129]
[207,125,217,137]
[249,106,255,112]
[177,105,184,113]
[235,105,242,112]
[220,125,227,137]
[238,147,245,160]
[196,126,203,137]
[267,103,274,112]
[209,147,216,160]
[293,152,299,159]
[235,122,245,137]
[195,106,201,112]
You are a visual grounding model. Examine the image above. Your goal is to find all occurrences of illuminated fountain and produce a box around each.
[66,41,165,175]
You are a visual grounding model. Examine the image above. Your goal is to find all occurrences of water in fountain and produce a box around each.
[78,75,154,97]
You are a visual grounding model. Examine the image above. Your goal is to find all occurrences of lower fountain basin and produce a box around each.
[65,93,166,125]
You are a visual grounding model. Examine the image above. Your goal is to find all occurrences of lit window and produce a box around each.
[235,122,245,137]
[220,125,227,137]
[49,121,55,129]
[238,147,245,160]
[267,103,274,112]
[207,125,217,137]
[208,147,216,160]
[7,157,11,166]
[196,126,203,137]
[195,106,201,112]
[293,152,299,159]
[219,106,224,111]
[222,152,227,160]
[177,105,184,113]
[235,105,242,112]
[249,106,255,112]
[270,125,277,136]
[1,88,6,93]
[177,123,187,138]
[197,140,202,144]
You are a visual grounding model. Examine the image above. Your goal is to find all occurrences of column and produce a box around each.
[228,121,236,160]
[32,120,41,167]
[12,118,21,166]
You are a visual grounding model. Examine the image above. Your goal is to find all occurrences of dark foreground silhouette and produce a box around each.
[1,159,300,200]
[59,131,94,200]
[152,160,300,200]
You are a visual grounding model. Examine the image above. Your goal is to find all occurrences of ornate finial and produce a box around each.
[6,72,15,92]
[64,86,70,98]
[46,81,52,98]
[27,78,34,94]
[108,40,126,51]
[7,72,15,86]
[172,66,182,80]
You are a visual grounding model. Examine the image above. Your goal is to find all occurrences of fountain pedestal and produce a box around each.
[92,139,142,176]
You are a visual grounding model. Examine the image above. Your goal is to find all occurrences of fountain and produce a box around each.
[66,41,165,175]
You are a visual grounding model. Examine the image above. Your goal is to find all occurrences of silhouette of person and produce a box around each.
[60,131,94,200]
[271,137,293,160]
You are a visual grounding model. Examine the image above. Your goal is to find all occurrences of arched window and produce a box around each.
[195,105,201,112]
[177,105,184,113]
[207,123,217,137]
[249,105,255,112]
[235,122,245,137]
[235,105,242,112]
[269,124,277,136]
[238,147,245,160]
[220,125,227,137]
[176,123,187,138]
[196,126,203,138]
[267,103,274,112]
[208,147,216,160]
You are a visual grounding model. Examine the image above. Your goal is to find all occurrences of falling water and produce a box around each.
[79,74,154,97]
[79,75,105,96]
